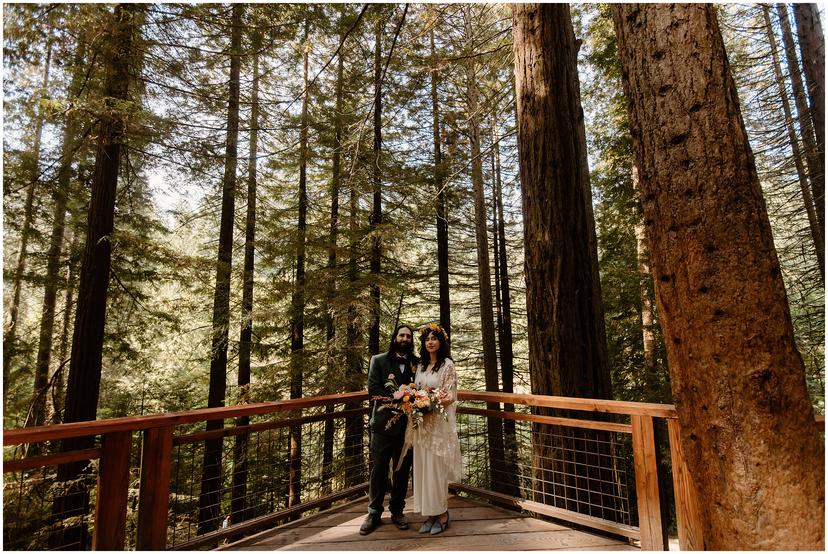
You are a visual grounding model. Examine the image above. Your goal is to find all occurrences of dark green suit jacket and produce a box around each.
[367,351,418,438]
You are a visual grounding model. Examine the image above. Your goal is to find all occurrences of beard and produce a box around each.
[393,340,413,355]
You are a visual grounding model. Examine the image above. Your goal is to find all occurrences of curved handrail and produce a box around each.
[3,391,368,446]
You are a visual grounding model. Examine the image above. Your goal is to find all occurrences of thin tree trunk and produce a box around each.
[288,21,311,511]
[4,35,53,406]
[612,4,824,549]
[464,8,507,495]
[794,4,825,184]
[369,15,383,356]
[344,152,365,488]
[430,21,451,336]
[231,32,260,527]
[491,109,520,496]
[763,6,824,281]
[778,3,824,239]
[632,166,657,382]
[52,227,80,426]
[54,5,138,548]
[513,3,615,518]
[29,39,78,434]
[197,3,242,534]
[322,19,346,499]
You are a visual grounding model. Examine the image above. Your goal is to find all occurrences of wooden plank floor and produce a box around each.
[220,493,638,551]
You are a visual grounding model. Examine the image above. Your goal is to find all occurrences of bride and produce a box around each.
[405,323,462,535]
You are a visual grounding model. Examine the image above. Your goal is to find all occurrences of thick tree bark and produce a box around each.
[231,34,260,526]
[322,20,346,498]
[288,21,311,512]
[369,15,383,356]
[763,6,824,281]
[612,4,824,549]
[777,3,824,240]
[53,5,138,548]
[198,3,242,534]
[430,22,451,336]
[4,36,52,404]
[464,8,507,495]
[513,3,616,518]
[794,4,825,184]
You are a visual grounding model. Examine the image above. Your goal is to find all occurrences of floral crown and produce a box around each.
[418,322,449,342]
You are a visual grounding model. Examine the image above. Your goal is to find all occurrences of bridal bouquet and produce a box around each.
[372,374,449,430]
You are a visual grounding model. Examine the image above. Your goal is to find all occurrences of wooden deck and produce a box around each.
[219,494,638,551]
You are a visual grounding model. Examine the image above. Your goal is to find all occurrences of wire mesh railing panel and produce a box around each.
[166,404,370,548]
[457,401,634,528]
[2,461,98,550]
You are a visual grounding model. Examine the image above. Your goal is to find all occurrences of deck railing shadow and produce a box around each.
[8,390,790,550]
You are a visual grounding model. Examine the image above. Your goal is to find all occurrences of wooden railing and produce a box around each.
[4,391,705,550]
[4,392,370,550]
[455,391,700,551]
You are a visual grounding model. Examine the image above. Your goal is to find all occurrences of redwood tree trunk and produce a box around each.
[513,3,615,518]
[464,7,507,495]
[54,5,138,548]
[198,3,242,534]
[762,6,824,281]
[794,4,825,173]
[321,17,347,499]
[491,109,519,496]
[430,22,451,336]
[777,3,824,240]
[612,4,824,549]
[231,33,260,526]
[369,15,383,356]
[288,21,311,511]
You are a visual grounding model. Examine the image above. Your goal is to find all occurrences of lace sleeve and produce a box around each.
[439,359,457,405]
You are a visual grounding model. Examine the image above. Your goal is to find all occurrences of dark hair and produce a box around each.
[387,324,415,356]
[418,323,451,372]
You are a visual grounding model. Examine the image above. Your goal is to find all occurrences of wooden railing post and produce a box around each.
[137,425,173,550]
[667,418,704,550]
[631,415,667,550]
[92,431,133,550]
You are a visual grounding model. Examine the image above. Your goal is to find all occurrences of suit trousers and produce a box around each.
[367,433,413,516]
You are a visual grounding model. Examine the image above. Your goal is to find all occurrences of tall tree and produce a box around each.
[322,11,347,497]
[54,4,140,548]
[288,18,311,511]
[612,4,824,549]
[4,32,53,407]
[368,13,384,356]
[231,27,260,526]
[29,39,78,433]
[512,3,615,516]
[794,4,825,181]
[762,5,824,281]
[463,5,507,494]
[197,2,242,534]
[430,16,451,336]
[777,4,824,240]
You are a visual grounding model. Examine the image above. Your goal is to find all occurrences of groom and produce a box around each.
[360,324,418,535]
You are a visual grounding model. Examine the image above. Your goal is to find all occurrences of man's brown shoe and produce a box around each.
[359,514,382,535]
[391,513,409,530]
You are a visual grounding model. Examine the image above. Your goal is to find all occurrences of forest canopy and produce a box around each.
[2,2,823,428]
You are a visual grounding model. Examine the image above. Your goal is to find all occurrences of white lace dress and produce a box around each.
[406,358,463,516]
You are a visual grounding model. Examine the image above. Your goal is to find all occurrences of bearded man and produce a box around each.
[360,324,419,535]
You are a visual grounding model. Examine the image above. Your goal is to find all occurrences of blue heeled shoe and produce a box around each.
[430,511,449,535]
[419,516,435,533]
